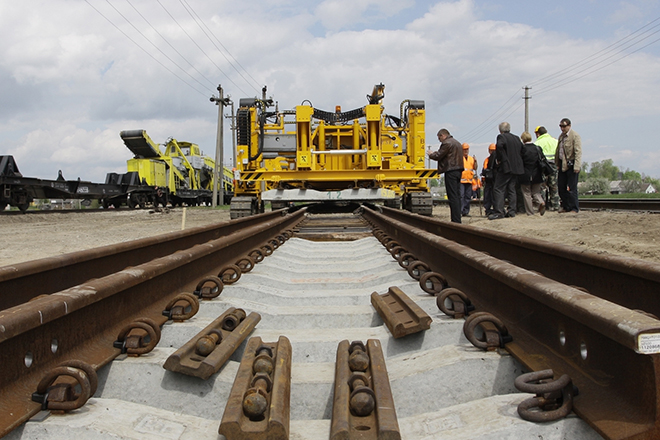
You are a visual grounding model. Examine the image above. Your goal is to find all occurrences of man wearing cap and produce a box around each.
[555,118,582,213]
[460,143,477,217]
[481,144,496,216]
[534,126,559,211]
[429,129,464,223]
[489,122,524,220]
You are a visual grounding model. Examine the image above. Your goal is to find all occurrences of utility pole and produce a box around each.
[226,100,236,171]
[523,86,531,133]
[210,85,230,207]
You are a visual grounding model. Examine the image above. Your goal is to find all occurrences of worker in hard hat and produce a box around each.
[460,143,477,217]
[481,143,497,216]
[534,126,559,211]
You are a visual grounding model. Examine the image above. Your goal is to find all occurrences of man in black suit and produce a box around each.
[489,122,524,220]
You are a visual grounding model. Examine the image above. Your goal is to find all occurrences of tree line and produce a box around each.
[579,159,659,195]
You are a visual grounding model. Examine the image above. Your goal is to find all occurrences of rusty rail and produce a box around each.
[0,209,304,438]
[0,210,292,310]
[371,286,431,338]
[363,206,660,440]
[371,205,660,319]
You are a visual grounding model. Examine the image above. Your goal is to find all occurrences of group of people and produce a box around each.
[429,119,582,223]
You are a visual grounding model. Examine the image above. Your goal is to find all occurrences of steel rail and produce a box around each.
[0,207,153,216]
[0,210,291,311]
[372,205,660,319]
[433,197,660,212]
[0,209,305,438]
[579,198,660,212]
[362,207,660,440]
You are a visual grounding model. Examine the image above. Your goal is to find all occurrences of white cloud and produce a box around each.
[315,0,415,31]
[1,0,660,180]
[607,2,644,23]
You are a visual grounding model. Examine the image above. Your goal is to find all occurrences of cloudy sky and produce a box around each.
[2,0,660,182]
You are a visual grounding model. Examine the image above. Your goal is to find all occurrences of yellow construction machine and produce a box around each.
[120,130,233,207]
[230,83,437,218]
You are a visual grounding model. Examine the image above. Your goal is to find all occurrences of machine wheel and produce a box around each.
[271,201,288,211]
[384,197,401,209]
[405,192,433,216]
[230,196,261,219]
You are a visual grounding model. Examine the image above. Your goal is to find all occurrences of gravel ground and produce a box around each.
[1,205,659,266]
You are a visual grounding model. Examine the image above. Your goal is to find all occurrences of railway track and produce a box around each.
[0,206,164,216]
[2,205,659,439]
[433,197,660,212]
[577,198,660,212]
[3,196,658,216]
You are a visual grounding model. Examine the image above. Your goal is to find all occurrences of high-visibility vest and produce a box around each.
[461,155,477,183]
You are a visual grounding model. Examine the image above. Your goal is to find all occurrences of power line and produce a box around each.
[156,0,249,96]
[460,89,522,143]
[462,15,660,142]
[85,0,209,98]
[530,16,660,89]
[179,0,262,94]
[104,0,213,93]
[535,31,660,96]
[124,0,217,89]
[464,99,524,144]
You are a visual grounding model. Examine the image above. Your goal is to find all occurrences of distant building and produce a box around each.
[609,180,624,194]
[609,180,656,194]
[641,183,657,194]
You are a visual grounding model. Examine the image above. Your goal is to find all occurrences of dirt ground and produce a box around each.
[1,205,659,267]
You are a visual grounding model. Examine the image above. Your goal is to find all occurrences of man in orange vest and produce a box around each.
[460,143,477,217]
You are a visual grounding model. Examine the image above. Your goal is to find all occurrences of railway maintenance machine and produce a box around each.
[120,130,233,207]
[230,84,438,218]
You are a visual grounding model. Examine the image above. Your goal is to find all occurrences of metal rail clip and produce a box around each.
[515,369,575,423]
[371,286,432,338]
[31,360,98,412]
[218,336,291,440]
[163,308,261,380]
[331,339,400,440]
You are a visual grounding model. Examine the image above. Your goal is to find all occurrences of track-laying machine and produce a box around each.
[230,84,437,218]
[0,131,233,212]
[120,130,233,207]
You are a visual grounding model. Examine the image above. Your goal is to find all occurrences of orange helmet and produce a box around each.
[462,143,470,150]
[488,143,496,152]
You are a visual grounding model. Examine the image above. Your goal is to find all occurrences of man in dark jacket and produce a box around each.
[481,143,496,216]
[429,128,463,223]
[489,122,524,220]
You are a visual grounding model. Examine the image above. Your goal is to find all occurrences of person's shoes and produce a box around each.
[462,213,471,217]
[539,204,546,216]
[488,213,504,220]
[505,211,516,218]
[558,208,568,213]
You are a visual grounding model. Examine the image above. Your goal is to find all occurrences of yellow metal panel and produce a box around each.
[297,151,311,168]
[408,109,426,168]
[127,158,167,187]
[367,151,381,167]
[365,104,381,121]
[296,105,314,122]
